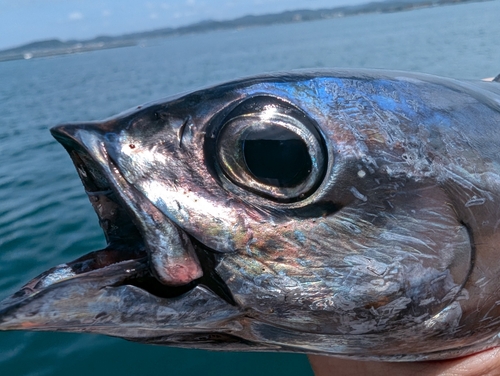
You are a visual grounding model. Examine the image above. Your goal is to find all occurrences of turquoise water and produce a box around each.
[0,1,499,375]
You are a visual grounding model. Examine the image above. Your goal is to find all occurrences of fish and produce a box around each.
[1,69,500,361]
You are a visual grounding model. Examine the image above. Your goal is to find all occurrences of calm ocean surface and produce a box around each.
[1,1,499,375]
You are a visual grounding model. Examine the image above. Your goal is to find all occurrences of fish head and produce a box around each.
[1,71,498,359]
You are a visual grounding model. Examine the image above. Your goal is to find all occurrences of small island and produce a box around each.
[0,0,489,63]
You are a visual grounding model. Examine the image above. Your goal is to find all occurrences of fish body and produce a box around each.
[1,70,500,360]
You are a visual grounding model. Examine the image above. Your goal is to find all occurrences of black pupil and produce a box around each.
[242,126,312,187]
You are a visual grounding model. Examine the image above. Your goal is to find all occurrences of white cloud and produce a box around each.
[102,10,111,17]
[68,11,83,21]
[149,13,158,19]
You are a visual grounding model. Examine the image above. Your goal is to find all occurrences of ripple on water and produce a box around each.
[0,2,499,375]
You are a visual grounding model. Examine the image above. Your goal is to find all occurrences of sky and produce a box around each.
[0,0,368,50]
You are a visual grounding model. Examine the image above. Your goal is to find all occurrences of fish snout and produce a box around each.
[52,121,205,287]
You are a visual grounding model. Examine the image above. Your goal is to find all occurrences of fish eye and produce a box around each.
[216,97,327,202]
[243,125,311,187]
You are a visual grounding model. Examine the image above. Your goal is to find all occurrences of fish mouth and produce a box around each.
[53,123,235,302]
[0,122,243,346]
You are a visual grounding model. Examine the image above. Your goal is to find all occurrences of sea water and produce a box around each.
[0,1,499,375]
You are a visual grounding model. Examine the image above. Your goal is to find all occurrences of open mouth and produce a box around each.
[35,124,236,305]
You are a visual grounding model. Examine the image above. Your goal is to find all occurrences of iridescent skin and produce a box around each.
[1,70,500,361]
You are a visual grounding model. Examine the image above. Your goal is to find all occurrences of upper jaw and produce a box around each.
[50,121,206,286]
[0,121,240,344]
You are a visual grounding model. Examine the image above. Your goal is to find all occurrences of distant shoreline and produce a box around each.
[0,0,490,63]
